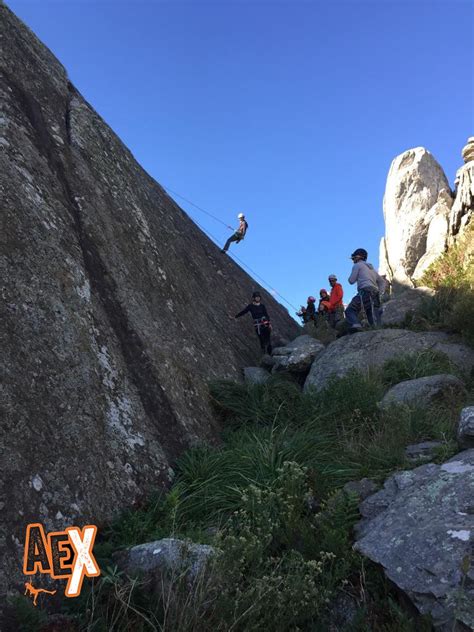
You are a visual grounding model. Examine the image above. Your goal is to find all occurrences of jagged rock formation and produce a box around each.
[354,450,474,630]
[379,148,451,289]
[449,137,474,248]
[0,4,299,601]
[379,140,473,289]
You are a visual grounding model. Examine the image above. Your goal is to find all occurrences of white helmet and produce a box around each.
[237,212,245,219]
[328,274,337,280]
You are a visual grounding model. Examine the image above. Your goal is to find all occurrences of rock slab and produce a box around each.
[354,450,474,630]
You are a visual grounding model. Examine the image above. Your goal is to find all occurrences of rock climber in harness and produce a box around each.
[345,248,385,333]
[320,274,344,328]
[222,213,248,253]
[296,296,317,324]
[234,291,272,354]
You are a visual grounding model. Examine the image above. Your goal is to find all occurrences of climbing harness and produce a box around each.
[253,317,271,335]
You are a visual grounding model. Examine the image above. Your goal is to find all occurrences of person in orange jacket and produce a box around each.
[320,274,344,328]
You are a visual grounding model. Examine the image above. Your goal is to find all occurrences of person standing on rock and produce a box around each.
[296,296,317,324]
[345,249,385,332]
[234,291,272,354]
[320,274,344,328]
[221,213,248,253]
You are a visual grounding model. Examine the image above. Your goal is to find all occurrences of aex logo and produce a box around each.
[23,523,100,598]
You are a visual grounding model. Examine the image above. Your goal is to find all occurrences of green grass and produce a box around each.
[409,224,474,345]
[32,355,469,632]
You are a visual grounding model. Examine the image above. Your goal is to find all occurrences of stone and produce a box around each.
[271,335,325,374]
[379,374,467,410]
[448,160,474,246]
[243,367,270,385]
[354,450,474,630]
[461,137,474,164]
[0,5,300,604]
[304,329,474,392]
[381,287,435,325]
[412,190,453,280]
[404,441,444,463]
[115,538,216,584]
[343,478,379,501]
[458,407,474,449]
[381,147,451,290]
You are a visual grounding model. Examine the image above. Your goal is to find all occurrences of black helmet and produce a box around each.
[351,248,368,260]
[252,291,261,299]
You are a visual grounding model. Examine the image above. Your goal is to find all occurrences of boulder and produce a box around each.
[354,450,474,630]
[271,335,325,374]
[0,4,300,602]
[379,374,466,410]
[243,367,270,385]
[381,147,451,290]
[404,441,444,463]
[304,329,474,392]
[115,538,216,585]
[458,407,474,449]
[381,287,435,325]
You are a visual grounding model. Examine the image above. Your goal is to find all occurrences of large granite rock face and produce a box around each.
[354,451,474,630]
[379,148,451,289]
[303,329,474,392]
[0,5,300,601]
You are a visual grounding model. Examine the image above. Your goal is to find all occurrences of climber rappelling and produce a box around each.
[221,213,248,253]
[233,291,272,355]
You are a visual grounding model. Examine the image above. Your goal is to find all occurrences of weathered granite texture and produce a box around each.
[354,450,474,630]
[0,4,300,601]
[379,148,451,289]
[271,335,325,374]
[304,329,474,392]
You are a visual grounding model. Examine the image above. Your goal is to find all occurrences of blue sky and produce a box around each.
[8,0,474,317]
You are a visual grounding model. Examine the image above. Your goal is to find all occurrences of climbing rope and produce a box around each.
[162,185,299,312]
[162,185,233,230]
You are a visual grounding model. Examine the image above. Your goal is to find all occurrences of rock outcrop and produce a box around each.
[304,329,474,392]
[354,450,474,630]
[449,137,474,247]
[380,139,473,289]
[379,148,451,289]
[379,374,466,410]
[0,4,299,600]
